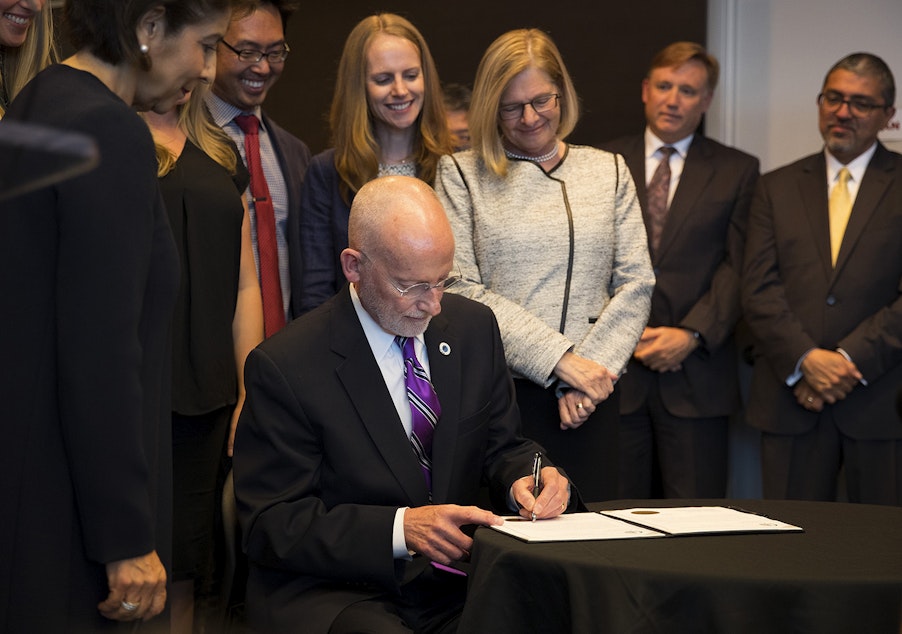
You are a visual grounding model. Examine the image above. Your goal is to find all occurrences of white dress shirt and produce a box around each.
[349,284,432,558]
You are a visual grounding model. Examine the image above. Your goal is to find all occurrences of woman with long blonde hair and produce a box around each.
[0,0,54,117]
[144,81,263,633]
[298,12,451,313]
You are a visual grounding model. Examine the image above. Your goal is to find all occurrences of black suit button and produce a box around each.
[826,295,837,306]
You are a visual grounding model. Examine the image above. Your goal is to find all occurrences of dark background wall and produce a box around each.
[269,2,707,154]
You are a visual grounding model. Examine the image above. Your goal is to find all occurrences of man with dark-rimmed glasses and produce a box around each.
[742,52,902,506]
[203,2,312,628]
[206,0,311,330]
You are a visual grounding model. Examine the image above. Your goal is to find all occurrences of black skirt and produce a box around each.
[514,379,620,503]
[172,407,231,580]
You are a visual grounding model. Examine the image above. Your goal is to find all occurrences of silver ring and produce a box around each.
[121,600,139,612]
[806,396,814,403]
[576,402,583,409]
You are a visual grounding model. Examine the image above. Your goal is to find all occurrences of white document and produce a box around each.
[600,506,804,535]
[491,512,665,542]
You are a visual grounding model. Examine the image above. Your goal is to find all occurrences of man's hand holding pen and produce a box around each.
[512,458,570,522]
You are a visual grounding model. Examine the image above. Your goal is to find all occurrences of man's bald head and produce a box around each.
[348,175,455,262]
[341,176,457,336]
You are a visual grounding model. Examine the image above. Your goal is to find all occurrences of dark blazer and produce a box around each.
[261,112,312,320]
[297,148,353,314]
[233,286,560,633]
[742,143,902,439]
[601,134,759,417]
[0,66,178,631]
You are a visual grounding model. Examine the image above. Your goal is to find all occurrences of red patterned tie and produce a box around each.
[396,336,440,496]
[234,114,285,337]
[646,146,675,255]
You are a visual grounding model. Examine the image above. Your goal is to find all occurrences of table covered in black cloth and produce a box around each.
[459,499,902,633]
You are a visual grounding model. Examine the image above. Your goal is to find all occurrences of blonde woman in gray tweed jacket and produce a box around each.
[435,29,653,502]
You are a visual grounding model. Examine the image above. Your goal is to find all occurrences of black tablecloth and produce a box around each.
[459,499,902,633]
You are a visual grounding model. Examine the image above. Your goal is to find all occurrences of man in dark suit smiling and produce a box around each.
[233,176,572,633]
[742,52,902,505]
[206,0,311,330]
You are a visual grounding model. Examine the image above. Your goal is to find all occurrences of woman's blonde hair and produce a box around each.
[329,13,450,202]
[0,7,56,118]
[470,29,579,177]
[152,83,238,177]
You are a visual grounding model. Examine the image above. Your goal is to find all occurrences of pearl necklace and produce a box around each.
[504,142,560,163]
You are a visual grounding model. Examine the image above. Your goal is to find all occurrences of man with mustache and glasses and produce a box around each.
[742,52,902,506]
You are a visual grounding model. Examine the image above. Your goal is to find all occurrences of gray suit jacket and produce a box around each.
[742,143,902,438]
[601,134,759,418]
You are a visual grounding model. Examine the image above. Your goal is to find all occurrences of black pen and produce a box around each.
[531,452,542,522]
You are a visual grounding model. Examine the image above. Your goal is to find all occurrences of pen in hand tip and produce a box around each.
[528,499,543,520]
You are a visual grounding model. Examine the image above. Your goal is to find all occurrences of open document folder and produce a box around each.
[492,507,803,543]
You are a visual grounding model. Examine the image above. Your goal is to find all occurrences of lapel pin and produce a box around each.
[439,342,451,356]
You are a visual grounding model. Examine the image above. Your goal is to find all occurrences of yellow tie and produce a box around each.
[829,167,852,266]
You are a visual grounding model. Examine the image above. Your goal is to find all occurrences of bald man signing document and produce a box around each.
[234,176,575,633]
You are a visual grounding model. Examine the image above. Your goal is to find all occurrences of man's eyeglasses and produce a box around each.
[360,252,462,298]
[389,273,462,298]
[219,39,290,64]
[498,93,560,120]
[817,91,888,117]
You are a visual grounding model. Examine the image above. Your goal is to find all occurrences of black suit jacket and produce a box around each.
[601,134,759,417]
[261,112,312,320]
[742,143,902,438]
[0,67,177,631]
[234,286,558,632]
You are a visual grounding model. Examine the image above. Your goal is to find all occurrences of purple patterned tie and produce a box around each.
[646,146,675,254]
[396,336,440,495]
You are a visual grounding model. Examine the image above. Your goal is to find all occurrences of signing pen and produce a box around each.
[531,452,542,522]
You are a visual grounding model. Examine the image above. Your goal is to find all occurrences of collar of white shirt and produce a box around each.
[825,142,877,196]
